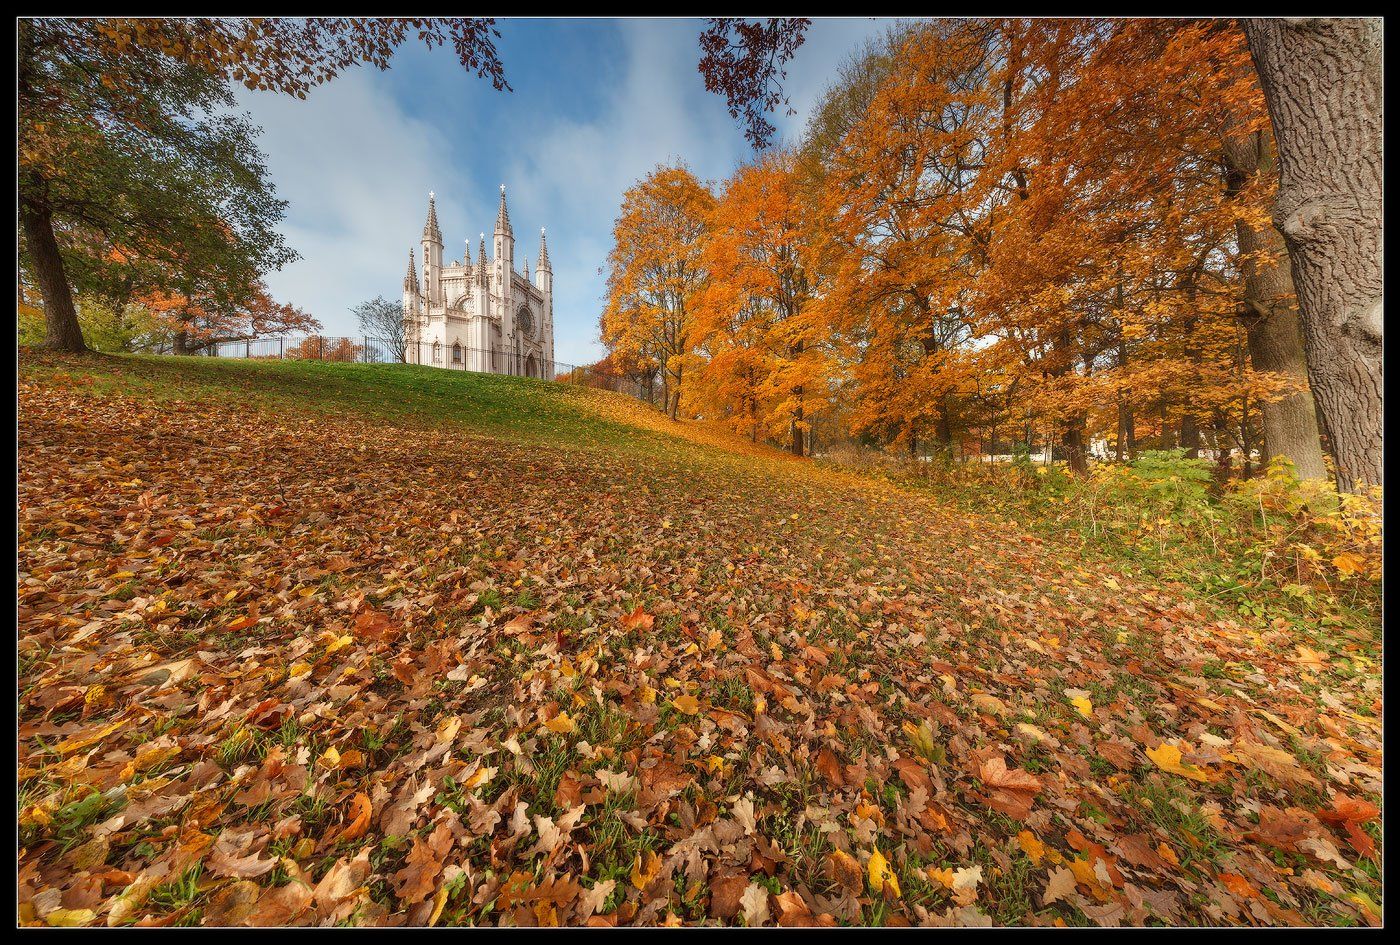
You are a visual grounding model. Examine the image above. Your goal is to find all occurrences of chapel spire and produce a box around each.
[494,184,513,237]
[422,191,442,244]
[537,227,551,272]
[404,248,419,291]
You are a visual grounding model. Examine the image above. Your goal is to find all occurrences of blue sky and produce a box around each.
[235,18,895,366]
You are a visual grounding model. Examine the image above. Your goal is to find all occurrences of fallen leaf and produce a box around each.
[1145,742,1213,782]
[867,847,901,898]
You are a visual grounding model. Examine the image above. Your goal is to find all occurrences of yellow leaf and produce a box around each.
[926,866,954,889]
[1146,743,1213,782]
[631,849,660,890]
[1332,552,1367,576]
[436,715,462,744]
[462,766,495,790]
[1070,696,1093,718]
[56,717,128,755]
[672,694,701,715]
[902,719,938,761]
[317,746,341,769]
[1016,830,1046,865]
[1294,646,1328,671]
[1068,855,1107,894]
[544,712,576,734]
[1347,890,1381,921]
[428,880,451,927]
[867,847,901,897]
[44,909,96,927]
[20,804,53,828]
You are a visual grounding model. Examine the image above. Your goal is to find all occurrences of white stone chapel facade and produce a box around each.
[402,186,554,378]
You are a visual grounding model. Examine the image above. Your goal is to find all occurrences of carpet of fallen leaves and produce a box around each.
[17,359,1382,927]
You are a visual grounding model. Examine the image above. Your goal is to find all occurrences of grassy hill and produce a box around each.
[17,352,774,457]
[17,351,1382,927]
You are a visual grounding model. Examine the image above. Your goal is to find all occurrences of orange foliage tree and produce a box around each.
[605,19,1323,480]
[806,22,1000,460]
[600,165,715,421]
[141,280,320,355]
[284,335,364,362]
[692,151,825,454]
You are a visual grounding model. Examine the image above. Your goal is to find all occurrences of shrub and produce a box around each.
[820,445,1380,627]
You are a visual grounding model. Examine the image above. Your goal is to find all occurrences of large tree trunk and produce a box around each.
[668,365,682,421]
[19,184,87,353]
[790,340,806,457]
[1222,127,1328,481]
[1114,340,1136,462]
[1243,18,1383,491]
[1062,418,1089,477]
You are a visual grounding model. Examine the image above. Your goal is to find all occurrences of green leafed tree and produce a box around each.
[18,18,510,352]
[18,19,298,351]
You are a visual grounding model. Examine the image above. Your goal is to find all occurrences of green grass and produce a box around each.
[19,352,714,461]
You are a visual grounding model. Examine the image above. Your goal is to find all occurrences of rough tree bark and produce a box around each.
[1243,17,1383,491]
[1222,127,1328,480]
[19,182,87,353]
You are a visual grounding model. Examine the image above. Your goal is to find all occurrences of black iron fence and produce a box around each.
[138,335,663,403]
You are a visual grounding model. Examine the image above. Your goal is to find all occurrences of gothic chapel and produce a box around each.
[402,186,555,377]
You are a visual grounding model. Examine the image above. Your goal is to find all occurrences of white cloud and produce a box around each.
[492,20,745,364]
[234,72,489,338]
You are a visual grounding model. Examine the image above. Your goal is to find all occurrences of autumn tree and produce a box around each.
[598,17,1374,489]
[958,19,1307,475]
[1242,18,1383,491]
[601,165,715,421]
[786,19,1302,477]
[18,18,509,352]
[285,335,365,362]
[797,22,917,186]
[805,21,997,461]
[693,152,825,454]
[141,281,321,355]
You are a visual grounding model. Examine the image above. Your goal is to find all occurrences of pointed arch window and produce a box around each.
[432,341,441,364]
[452,343,463,364]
